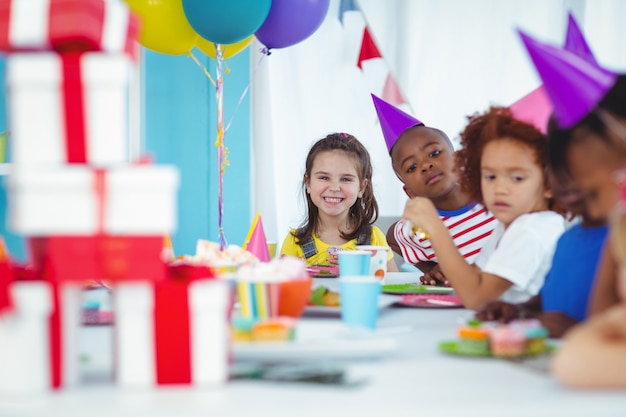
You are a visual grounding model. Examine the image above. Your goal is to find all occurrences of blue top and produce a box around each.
[540,223,609,321]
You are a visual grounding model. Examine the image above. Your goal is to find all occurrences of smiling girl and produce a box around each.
[280,133,397,271]
[402,107,565,310]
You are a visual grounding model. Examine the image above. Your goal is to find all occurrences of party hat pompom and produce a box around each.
[246,215,271,262]
[518,30,617,129]
[371,94,423,153]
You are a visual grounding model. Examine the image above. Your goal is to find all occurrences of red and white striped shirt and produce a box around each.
[395,203,496,264]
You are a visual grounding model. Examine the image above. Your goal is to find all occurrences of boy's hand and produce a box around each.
[539,312,578,338]
[402,197,441,239]
[420,264,450,287]
[475,301,521,323]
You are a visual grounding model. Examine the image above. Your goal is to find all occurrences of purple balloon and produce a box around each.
[255,0,330,49]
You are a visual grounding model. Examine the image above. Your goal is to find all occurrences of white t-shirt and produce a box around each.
[474,211,565,304]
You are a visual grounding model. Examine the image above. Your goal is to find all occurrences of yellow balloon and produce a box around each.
[195,35,254,59]
[126,0,198,55]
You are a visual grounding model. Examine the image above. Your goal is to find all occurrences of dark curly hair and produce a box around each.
[548,74,626,177]
[455,106,552,207]
[293,133,379,243]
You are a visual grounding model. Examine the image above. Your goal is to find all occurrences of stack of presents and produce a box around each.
[0,0,230,392]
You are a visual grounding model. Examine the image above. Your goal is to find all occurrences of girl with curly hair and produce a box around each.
[402,107,564,310]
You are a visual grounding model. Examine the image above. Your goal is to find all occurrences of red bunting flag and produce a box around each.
[357,27,382,69]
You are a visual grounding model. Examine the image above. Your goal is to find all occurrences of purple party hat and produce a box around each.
[518,30,617,129]
[371,94,423,153]
[564,12,598,65]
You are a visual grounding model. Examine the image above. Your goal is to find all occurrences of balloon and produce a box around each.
[256,0,330,49]
[126,0,197,55]
[195,35,254,59]
[182,0,271,45]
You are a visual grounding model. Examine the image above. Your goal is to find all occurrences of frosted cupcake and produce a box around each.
[489,326,525,357]
[457,326,490,355]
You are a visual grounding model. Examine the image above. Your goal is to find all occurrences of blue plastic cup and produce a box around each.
[339,276,381,330]
[338,250,371,277]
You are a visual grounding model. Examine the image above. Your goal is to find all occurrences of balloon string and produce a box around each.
[187,51,217,87]
[224,48,270,133]
[215,43,228,251]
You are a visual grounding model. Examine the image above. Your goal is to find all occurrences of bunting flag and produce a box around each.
[357,27,382,69]
[338,0,359,25]
[382,73,405,106]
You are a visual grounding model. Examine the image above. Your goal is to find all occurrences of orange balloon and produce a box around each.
[125,0,197,55]
[195,35,254,59]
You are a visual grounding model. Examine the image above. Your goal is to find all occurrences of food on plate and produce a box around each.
[457,325,490,355]
[309,286,340,307]
[232,317,297,343]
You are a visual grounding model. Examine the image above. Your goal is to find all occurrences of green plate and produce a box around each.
[382,283,454,295]
[438,340,555,358]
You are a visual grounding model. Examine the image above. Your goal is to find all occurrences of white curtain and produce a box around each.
[251,0,626,248]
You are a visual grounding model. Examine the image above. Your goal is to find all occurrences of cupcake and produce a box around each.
[523,326,549,355]
[489,326,525,357]
[457,326,490,355]
[251,318,296,342]
[231,317,257,342]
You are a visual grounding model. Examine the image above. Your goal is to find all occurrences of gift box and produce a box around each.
[0,0,139,58]
[7,165,179,235]
[114,266,231,387]
[6,52,131,165]
[29,236,168,282]
[0,280,82,393]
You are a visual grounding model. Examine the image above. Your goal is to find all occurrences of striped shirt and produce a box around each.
[395,203,496,265]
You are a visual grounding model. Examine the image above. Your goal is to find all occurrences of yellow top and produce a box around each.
[279,225,393,266]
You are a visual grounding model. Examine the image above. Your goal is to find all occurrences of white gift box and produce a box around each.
[0,281,82,394]
[0,0,139,58]
[114,279,231,388]
[6,165,180,235]
[6,52,131,166]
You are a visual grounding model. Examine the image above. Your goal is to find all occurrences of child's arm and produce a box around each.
[588,239,620,316]
[475,295,542,323]
[403,197,512,310]
[551,305,626,388]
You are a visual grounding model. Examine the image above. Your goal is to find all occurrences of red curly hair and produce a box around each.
[455,106,552,206]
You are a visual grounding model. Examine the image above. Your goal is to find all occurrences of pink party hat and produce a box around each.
[509,86,551,133]
[564,12,597,65]
[246,215,271,262]
[518,30,617,129]
[371,94,423,153]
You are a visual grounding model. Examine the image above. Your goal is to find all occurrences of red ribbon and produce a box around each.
[61,53,87,163]
[153,265,216,384]
[48,0,105,53]
[0,261,13,314]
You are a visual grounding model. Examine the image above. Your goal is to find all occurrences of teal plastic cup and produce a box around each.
[338,250,371,277]
[339,276,381,330]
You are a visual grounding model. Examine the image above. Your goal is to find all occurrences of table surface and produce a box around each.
[1,273,625,417]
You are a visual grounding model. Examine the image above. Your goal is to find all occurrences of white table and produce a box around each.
[1,273,625,417]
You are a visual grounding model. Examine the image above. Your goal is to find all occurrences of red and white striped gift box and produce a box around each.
[0,0,139,58]
[6,52,131,166]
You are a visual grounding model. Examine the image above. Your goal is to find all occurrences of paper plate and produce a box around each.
[382,283,454,295]
[395,294,463,308]
[306,265,339,278]
[438,340,555,358]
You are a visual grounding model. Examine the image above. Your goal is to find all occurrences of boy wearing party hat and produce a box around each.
[518,24,626,389]
[372,95,496,285]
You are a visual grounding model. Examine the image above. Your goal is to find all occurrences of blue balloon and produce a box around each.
[182,0,272,45]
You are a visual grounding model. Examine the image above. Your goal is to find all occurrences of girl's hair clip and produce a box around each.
[340,132,348,138]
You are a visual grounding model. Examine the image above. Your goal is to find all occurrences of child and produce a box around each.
[550,186,626,388]
[280,133,397,271]
[475,171,608,337]
[519,31,626,316]
[371,95,496,286]
[402,106,565,311]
